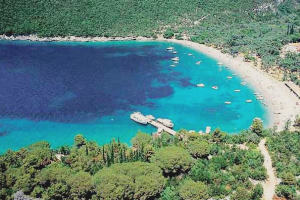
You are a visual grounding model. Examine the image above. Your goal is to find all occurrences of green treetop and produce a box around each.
[178,179,209,200]
[93,162,166,200]
[150,146,194,176]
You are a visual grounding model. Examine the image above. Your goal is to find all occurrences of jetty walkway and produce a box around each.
[148,120,177,136]
[130,112,177,136]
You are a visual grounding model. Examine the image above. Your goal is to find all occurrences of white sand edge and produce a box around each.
[164,39,300,131]
[1,34,299,130]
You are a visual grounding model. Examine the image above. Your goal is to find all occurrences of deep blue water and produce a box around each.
[0,40,268,153]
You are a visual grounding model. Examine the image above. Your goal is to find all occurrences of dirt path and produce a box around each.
[259,139,278,200]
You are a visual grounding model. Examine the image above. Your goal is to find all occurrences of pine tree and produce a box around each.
[110,143,114,164]
[102,146,106,164]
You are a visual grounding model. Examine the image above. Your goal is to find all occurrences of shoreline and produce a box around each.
[165,39,300,130]
[1,34,299,131]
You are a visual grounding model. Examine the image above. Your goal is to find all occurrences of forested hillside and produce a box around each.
[1,124,269,200]
[1,0,300,79]
[267,131,300,199]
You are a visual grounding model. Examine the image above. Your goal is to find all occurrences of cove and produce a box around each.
[0,40,268,153]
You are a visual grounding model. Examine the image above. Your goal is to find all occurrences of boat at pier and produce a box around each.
[130,112,149,125]
[157,118,174,128]
[130,112,176,136]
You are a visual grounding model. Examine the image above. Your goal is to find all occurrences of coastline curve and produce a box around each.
[0,34,299,131]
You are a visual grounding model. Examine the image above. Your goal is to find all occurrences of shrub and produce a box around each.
[178,180,209,200]
[163,28,175,39]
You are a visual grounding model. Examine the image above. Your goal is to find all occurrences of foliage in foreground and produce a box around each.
[0,121,277,200]
[267,131,300,200]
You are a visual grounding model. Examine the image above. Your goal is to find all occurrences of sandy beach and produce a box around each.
[165,39,300,130]
[1,34,299,130]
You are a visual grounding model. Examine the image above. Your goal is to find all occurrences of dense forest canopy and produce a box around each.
[0,126,268,200]
[0,124,299,200]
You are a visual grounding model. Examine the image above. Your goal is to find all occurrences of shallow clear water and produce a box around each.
[0,40,268,153]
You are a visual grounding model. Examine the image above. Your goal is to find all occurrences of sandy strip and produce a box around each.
[1,34,299,130]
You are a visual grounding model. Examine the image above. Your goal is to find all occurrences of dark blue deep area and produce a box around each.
[0,41,180,122]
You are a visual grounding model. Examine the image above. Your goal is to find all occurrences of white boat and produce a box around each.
[173,61,179,64]
[212,86,218,90]
[145,115,155,120]
[227,76,233,79]
[188,53,193,56]
[256,96,264,100]
[196,61,201,65]
[246,99,252,103]
[217,62,223,65]
[170,64,176,67]
[197,83,205,87]
[166,47,174,51]
[241,81,247,85]
[157,118,174,128]
[130,112,149,125]
[171,57,179,61]
[224,101,231,104]
[234,89,241,92]
[172,51,177,54]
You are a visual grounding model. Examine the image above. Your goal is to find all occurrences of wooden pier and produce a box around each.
[148,120,177,136]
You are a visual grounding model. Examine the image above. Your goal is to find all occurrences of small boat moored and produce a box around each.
[196,83,205,87]
[188,53,193,56]
[145,115,155,120]
[234,89,241,92]
[196,61,201,65]
[166,47,174,51]
[171,57,180,61]
[227,76,233,79]
[246,99,253,103]
[256,96,264,100]
[130,112,150,125]
[212,86,218,90]
[224,101,232,104]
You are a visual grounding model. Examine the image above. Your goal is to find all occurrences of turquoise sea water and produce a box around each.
[0,40,268,153]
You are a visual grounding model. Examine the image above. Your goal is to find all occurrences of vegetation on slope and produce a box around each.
[0,0,300,83]
[0,121,272,200]
[266,130,300,200]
